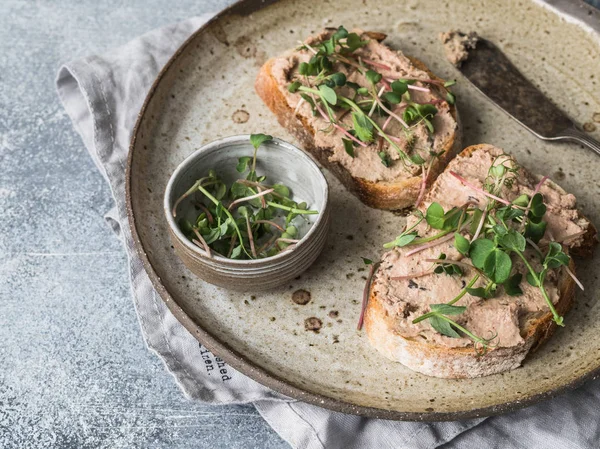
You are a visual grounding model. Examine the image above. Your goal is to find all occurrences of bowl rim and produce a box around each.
[163,134,329,266]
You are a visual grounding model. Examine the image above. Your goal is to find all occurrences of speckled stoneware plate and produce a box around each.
[127,0,600,420]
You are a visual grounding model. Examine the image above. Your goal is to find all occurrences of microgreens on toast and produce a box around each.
[288,25,457,207]
[376,154,581,352]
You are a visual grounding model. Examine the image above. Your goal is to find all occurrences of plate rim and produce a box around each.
[125,0,600,421]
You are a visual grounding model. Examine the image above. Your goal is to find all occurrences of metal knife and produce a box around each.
[457,38,600,156]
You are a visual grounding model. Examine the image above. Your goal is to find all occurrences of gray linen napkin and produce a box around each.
[56,13,600,449]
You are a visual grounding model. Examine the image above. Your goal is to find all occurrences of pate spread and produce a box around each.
[439,30,479,66]
[373,145,589,349]
[270,30,458,183]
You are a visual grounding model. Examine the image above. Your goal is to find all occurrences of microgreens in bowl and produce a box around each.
[288,26,457,206]
[172,134,319,260]
[364,155,583,354]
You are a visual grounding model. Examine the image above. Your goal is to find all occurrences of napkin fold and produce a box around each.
[56,13,600,449]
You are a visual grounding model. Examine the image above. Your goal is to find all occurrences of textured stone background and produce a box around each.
[1,0,599,448]
[0,0,287,447]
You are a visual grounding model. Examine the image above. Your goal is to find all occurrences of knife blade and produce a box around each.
[457,38,600,156]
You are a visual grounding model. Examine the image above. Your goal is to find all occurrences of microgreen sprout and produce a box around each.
[172,134,319,260]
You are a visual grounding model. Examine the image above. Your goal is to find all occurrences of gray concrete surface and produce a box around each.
[0,0,287,447]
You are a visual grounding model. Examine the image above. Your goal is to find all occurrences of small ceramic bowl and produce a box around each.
[164,135,330,291]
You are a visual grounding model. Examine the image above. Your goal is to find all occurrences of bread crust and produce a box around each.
[255,41,462,210]
[364,144,596,378]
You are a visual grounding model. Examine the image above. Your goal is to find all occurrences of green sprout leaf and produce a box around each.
[383,91,402,104]
[429,315,461,338]
[544,242,570,269]
[298,61,311,76]
[483,249,512,284]
[342,138,355,158]
[391,80,408,95]
[500,229,526,252]
[250,133,273,150]
[512,194,529,207]
[365,69,382,85]
[454,233,470,256]
[329,72,347,86]
[332,26,348,40]
[524,220,547,244]
[362,257,373,265]
[466,287,491,298]
[505,273,523,296]
[529,193,546,218]
[237,206,251,218]
[318,84,337,105]
[352,112,374,142]
[272,183,290,198]
[383,233,417,249]
[433,253,463,276]
[430,304,467,315]
[409,153,426,165]
[378,151,390,167]
[526,272,540,287]
[346,33,368,52]
[236,156,252,173]
[425,202,445,230]
[214,182,227,200]
[230,245,243,259]
[469,238,496,269]
[288,81,301,93]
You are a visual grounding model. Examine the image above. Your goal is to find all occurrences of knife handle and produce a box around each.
[555,126,600,157]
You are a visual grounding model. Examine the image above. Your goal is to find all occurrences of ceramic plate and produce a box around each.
[127,0,600,420]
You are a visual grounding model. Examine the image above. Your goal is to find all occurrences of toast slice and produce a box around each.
[255,29,461,210]
[365,144,597,378]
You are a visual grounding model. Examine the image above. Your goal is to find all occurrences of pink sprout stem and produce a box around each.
[227,234,238,258]
[192,229,212,258]
[195,202,214,224]
[382,104,408,131]
[374,95,409,128]
[407,84,430,93]
[362,58,391,70]
[526,238,543,255]
[256,185,267,209]
[471,209,488,241]
[228,188,274,211]
[257,234,277,254]
[405,232,455,257]
[254,220,285,232]
[449,171,512,206]
[414,165,428,208]
[277,238,300,244]
[564,265,584,291]
[357,262,377,330]
[246,215,257,258]
[315,102,367,147]
[390,270,434,281]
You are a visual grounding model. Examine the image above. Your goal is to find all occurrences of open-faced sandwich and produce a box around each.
[256,27,461,210]
[363,144,597,378]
